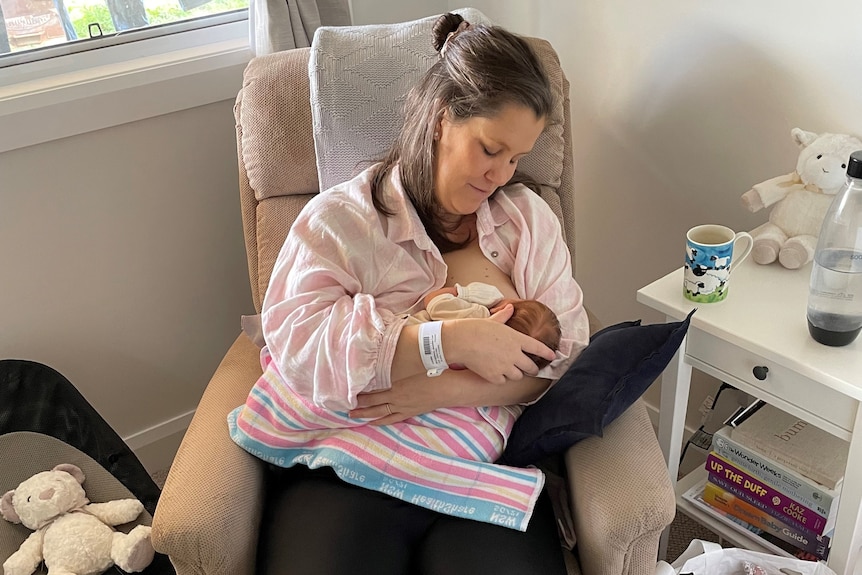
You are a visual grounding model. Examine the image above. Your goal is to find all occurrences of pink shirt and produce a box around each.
[261,165,590,411]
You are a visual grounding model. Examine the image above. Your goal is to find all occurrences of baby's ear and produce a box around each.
[1,489,21,524]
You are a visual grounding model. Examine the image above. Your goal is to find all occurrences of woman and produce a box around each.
[242,13,590,574]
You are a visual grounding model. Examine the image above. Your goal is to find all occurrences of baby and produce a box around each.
[408,282,562,369]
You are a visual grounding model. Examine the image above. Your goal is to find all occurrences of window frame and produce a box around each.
[0,12,252,154]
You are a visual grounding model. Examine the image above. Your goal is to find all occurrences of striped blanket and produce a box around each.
[228,349,544,531]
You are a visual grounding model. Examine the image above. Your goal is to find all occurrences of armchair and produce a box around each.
[152,33,675,575]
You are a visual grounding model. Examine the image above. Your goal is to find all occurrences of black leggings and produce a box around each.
[257,466,569,575]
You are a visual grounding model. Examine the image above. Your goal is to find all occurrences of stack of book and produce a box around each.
[682,402,849,562]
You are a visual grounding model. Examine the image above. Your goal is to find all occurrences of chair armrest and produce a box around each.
[564,399,675,575]
[152,334,265,575]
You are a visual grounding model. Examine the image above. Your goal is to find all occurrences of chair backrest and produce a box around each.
[235,39,576,313]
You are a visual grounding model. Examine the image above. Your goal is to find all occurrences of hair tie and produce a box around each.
[440,21,472,57]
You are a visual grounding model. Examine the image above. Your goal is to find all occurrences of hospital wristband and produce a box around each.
[419,321,448,377]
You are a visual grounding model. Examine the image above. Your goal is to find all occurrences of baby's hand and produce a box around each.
[456,283,504,306]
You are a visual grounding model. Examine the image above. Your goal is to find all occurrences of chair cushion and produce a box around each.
[501,310,694,467]
[240,48,320,201]
[256,194,317,304]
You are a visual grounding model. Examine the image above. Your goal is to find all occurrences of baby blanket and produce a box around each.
[229,349,544,531]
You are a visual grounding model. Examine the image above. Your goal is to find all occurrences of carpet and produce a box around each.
[665,511,727,562]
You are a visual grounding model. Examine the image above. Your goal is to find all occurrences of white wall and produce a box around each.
[350,0,445,25]
[461,0,862,430]
[0,99,253,471]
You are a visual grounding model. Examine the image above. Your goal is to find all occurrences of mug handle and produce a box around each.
[733,232,754,267]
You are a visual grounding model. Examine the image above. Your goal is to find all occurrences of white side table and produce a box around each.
[637,259,862,575]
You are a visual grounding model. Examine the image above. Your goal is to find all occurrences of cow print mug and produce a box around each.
[684,224,753,303]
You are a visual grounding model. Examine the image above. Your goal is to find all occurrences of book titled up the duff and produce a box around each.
[705,452,828,535]
[730,403,849,489]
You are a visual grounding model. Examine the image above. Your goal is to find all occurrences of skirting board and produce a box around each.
[124,409,195,474]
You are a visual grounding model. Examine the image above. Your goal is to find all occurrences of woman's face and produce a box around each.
[434,103,546,216]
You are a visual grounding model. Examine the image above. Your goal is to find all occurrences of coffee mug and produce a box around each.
[683,224,753,303]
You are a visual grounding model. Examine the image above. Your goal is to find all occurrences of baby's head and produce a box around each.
[505,300,561,369]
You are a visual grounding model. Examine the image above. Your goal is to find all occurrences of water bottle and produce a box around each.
[807,150,862,346]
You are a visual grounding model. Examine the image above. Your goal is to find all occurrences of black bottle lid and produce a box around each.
[847,150,862,179]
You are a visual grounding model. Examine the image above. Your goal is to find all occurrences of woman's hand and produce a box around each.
[489,298,520,314]
[443,304,555,384]
[349,369,550,425]
[349,372,464,424]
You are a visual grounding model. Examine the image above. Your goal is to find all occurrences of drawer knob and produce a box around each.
[752,366,769,381]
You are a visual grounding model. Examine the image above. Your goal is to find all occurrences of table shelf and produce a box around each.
[638,261,862,575]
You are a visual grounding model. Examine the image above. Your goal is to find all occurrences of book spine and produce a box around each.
[713,429,836,515]
[730,429,835,489]
[702,481,830,561]
[685,481,812,560]
[683,483,764,536]
[706,453,827,534]
[707,471,823,540]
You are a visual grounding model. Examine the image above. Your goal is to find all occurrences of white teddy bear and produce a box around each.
[741,128,862,269]
[1,464,154,575]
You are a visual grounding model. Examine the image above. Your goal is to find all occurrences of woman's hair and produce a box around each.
[370,12,554,253]
[506,300,561,369]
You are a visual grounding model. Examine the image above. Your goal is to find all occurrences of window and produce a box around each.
[0,3,251,154]
[0,0,247,66]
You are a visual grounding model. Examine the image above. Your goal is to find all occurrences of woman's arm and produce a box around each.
[391,305,555,384]
[262,187,419,411]
[349,368,550,425]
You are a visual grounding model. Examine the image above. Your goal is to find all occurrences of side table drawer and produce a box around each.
[686,330,855,433]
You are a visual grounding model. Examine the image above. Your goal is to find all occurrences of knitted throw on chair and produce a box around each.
[307,8,491,193]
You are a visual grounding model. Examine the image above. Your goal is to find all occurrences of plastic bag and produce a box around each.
[655,540,837,575]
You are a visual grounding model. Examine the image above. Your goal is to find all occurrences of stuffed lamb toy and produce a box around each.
[1,464,154,575]
[741,128,862,269]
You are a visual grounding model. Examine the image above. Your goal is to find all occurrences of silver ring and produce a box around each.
[385,403,393,415]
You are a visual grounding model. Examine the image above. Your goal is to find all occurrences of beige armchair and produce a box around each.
[152,38,675,575]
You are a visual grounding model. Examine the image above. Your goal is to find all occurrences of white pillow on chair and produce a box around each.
[308,8,493,193]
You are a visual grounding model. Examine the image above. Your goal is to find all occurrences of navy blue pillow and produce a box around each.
[501,309,694,467]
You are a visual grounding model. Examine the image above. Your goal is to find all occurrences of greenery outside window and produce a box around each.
[0,0,248,67]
